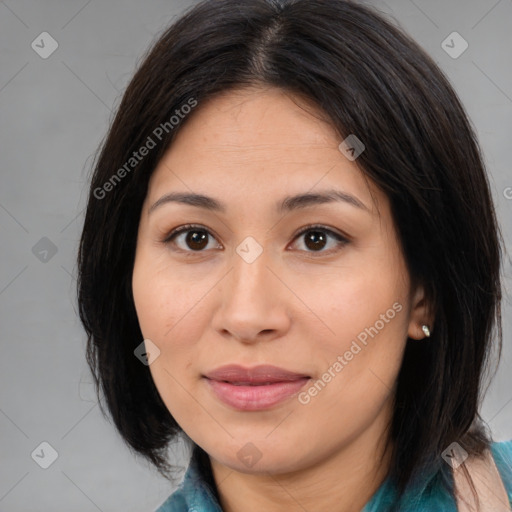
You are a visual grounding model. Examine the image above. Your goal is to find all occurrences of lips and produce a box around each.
[203,364,311,410]
[203,364,310,384]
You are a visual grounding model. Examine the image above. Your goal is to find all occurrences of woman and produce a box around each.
[77,0,512,510]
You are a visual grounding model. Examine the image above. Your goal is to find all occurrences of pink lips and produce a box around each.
[203,364,310,411]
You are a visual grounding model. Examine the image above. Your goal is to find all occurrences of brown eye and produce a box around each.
[163,223,348,256]
[304,230,328,251]
[291,225,349,254]
[164,224,221,252]
[183,229,209,250]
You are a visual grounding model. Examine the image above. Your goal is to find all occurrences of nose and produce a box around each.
[211,246,291,344]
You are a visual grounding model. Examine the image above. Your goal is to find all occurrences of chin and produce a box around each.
[207,438,306,475]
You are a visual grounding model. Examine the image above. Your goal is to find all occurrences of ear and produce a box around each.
[407,284,434,340]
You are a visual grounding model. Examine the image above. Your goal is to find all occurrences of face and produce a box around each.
[132,86,428,475]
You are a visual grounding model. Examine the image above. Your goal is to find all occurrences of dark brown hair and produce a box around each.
[77,1,504,509]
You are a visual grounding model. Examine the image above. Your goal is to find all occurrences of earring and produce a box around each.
[422,325,431,338]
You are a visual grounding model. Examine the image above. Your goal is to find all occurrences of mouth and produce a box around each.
[202,364,311,411]
[221,381,292,386]
[203,363,310,383]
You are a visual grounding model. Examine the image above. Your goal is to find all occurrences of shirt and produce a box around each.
[155,439,512,511]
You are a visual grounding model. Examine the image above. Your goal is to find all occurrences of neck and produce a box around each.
[209,409,394,512]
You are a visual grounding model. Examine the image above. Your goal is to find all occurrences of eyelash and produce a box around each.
[161,223,349,257]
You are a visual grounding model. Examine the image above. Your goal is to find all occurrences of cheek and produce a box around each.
[300,261,408,406]
[131,252,214,361]
[132,252,199,341]
[296,306,406,454]
[308,261,406,346]
[132,263,207,425]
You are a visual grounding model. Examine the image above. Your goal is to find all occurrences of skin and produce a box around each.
[132,85,431,512]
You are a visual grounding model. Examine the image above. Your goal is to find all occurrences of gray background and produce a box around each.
[1,0,511,511]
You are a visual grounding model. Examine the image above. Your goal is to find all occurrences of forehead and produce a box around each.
[170,86,339,159]
[146,86,382,215]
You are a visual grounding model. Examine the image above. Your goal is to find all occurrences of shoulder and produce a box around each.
[453,439,512,512]
[154,477,222,512]
[490,439,512,501]
[155,490,187,512]
[154,446,223,512]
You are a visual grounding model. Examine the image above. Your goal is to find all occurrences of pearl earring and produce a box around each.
[422,325,431,338]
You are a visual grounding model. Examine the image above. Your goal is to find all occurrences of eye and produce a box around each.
[162,223,349,256]
[289,224,349,255]
[162,224,222,253]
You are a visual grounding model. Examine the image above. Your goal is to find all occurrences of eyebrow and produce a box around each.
[148,189,371,216]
